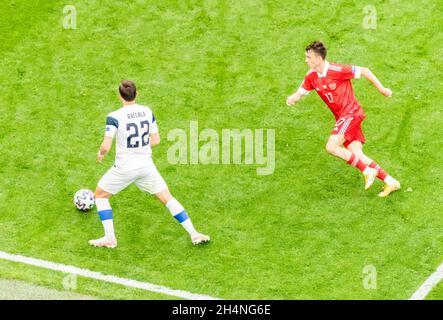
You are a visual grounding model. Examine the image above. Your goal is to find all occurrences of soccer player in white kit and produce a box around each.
[89,80,210,248]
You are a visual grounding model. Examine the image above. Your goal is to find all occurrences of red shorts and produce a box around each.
[331,116,365,148]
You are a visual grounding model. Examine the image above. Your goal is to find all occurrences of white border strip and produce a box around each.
[409,262,443,300]
[0,250,220,300]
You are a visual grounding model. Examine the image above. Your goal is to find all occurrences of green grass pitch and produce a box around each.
[0,0,442,299]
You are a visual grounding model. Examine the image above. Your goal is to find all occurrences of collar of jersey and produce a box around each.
[316,60,329,78]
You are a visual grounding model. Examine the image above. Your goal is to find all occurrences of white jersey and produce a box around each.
[104,103,158,170]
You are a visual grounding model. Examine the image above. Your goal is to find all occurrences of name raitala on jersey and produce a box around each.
[167,121,275,175]
[127,111,147,119]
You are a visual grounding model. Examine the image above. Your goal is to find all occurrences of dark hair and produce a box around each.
[305,41,327,59]
[119,80,137,101]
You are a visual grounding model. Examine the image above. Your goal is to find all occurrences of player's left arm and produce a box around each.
[149,112,160,147]
[97,136,113,163]
[150,133,160,146]
[360,67,392,97]
[97,115,118,163]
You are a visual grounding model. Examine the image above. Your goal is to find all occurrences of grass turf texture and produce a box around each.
[427,280,443,300]
[0,258,179,300]
[0,279,95,300]
[0,0,441,299]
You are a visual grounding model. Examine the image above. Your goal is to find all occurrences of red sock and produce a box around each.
[369,161,388,181]
[346,153,367,172]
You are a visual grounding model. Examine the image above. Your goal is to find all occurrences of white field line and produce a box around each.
[409,262,443,300]
[0,250,220,300]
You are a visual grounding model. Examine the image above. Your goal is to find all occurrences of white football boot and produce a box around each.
[88,236,117,248]
[191,232,210,245]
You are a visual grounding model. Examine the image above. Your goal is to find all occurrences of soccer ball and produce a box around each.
[74,189,95,212]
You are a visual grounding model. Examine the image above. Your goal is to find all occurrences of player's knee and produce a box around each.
[94,187,110,199]
[94,192,105,199]
[325,143,339,155]
[163,193,173,205]
[155,188,173,205]
[349,147,363,157]
[164,194,173,204]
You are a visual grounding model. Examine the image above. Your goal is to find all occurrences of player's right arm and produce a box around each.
[97,136,113,163]
[286,89,305,105]
[286,75,313,106]
[97,114,118,163]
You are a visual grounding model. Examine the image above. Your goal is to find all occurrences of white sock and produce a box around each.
[166,198,197,235]
[363,167,372,175]
[95,198,116,240]
[102,220,115,241]
[384,175,398,186]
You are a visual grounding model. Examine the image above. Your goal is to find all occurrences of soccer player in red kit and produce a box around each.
[286,41,400,197]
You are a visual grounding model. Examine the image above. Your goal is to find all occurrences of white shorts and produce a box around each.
[98,163,168,195]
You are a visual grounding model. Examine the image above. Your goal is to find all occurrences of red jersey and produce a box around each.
[299,61,364,120]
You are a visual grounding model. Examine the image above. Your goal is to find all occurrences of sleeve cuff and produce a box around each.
[354,66,361,79]
[297,86,310,96]
[104,126,117,137]
[150,122,159,134]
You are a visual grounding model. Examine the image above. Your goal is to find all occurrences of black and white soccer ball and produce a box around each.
[74,189,95,212]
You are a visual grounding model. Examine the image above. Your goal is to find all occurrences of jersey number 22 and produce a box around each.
[126,121,150,148]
